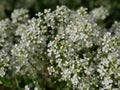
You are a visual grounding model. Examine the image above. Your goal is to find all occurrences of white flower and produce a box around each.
[24,85,30,90]
[102,77,113,89]
[11,8,29,24]
[34,87,38,90]
[0,67,5,77]
[91,6,109,20]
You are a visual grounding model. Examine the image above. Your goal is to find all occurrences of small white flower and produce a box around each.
[34,87,38,90]
[0,67,5,77]
[24,85,30,90]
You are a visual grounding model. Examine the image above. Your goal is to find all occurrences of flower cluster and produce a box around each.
[11,8,29,24]
[0,6,120,89]
[91,6,109,20]
[0,19,14,77]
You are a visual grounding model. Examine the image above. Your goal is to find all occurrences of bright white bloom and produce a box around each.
[34,87,38,90]
[91,6,109,20]
[24,85,30,90]
[11,8,29,24]
[0,67,5,77]
[102,77,113,89]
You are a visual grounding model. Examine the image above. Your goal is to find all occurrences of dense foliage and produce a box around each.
[0,5,120,90]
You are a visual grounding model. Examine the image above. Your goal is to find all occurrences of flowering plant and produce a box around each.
[0,6,120,90]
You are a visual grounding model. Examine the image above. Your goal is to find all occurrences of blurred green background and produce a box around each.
[0,0,120,28]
